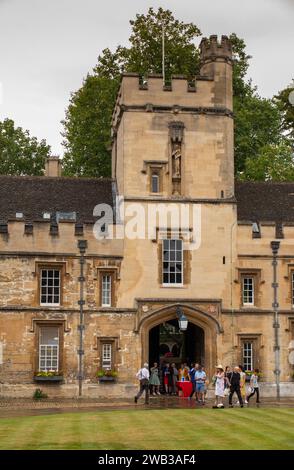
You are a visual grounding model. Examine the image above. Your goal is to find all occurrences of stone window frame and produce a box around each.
[284,265,294,308]
[97,269,117,308]
[235,268,263,309]
[141,160,168,195]
[151,171,160,194]
[97,336,119,371]
[34,321,64,374]
[156,229,191,287]
[162,238,183,286]
[242,276,254,306]
[148,165,163,194]
[35,262,66,308]
[236,334,263,373]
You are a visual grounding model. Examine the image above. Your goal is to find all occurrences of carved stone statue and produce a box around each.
[172,144,181,178]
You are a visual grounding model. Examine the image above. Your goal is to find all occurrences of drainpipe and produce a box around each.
[271,240,280,400]
[230,219,237,365]
[77,240,87,397]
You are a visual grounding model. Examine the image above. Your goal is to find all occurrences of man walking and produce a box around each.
[134,362,150,404]
[195,364,207,405]
[189,363,199,399]
[228,366,244,408]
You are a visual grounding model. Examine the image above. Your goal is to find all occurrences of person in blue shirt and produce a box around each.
[188,363,199,399]
[195,365,207,405]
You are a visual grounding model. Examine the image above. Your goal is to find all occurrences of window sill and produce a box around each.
[33,375,63,382]
[161,284,185,288]
[40,304,61,308]
[98,376,117,383]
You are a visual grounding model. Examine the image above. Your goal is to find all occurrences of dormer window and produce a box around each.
[151,173,159,193]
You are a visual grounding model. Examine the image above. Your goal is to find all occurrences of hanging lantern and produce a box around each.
[176,306,188,331]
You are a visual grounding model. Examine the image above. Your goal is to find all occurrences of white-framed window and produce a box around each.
[151,173,159,193]
[243,341,253,371]
[40,269,61,306]
[242,276,254,306]
[101,274,112,307]
[102,343,112,370]
[39,326,59,372]
[162,239,183,286]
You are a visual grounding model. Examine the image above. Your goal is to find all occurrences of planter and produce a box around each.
[34,375,63,382]
[98,376,117,383]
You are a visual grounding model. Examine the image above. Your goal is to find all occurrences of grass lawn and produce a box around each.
[0,408,294,450]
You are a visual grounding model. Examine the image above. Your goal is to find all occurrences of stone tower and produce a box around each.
[112,34,234,200]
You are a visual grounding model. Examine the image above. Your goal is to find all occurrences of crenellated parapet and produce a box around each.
[199,35,233,64]
[112,35,233,134]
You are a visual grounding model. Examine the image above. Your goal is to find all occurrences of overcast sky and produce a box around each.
[0,0,293,155]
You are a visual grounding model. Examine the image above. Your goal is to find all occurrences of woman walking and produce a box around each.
[213,364,226,408]
[238,365,247,405]
[150,362,161,395]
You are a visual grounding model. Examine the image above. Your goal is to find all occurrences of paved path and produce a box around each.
[1,396,294,418]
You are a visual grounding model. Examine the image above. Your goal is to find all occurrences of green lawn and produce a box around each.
[0,408,294,450]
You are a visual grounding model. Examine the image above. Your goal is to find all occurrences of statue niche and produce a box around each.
[169,121,185,196]
[172,143,181,178]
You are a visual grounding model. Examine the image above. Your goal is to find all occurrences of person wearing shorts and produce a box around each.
[195,365,206,405]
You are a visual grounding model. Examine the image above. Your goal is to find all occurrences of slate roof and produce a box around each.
[0,176,294,225]
[0,176,115,224]
[235,181,294,223]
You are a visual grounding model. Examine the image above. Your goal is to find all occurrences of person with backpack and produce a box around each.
[134,363,150,404]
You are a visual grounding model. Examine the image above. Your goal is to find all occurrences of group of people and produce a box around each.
[213,364,260,409]
[134,361,260,407]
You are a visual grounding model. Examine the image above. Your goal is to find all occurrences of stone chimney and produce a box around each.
[45,156,62,177]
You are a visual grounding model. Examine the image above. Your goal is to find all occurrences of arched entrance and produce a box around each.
[139,304,221,380]
[149,319,205,367]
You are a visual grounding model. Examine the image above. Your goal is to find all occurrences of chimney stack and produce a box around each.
[45,156,62,177]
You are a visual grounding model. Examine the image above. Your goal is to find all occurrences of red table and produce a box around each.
[176,381,193,397]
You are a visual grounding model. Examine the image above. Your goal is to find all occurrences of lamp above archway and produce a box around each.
[176,306,188,331]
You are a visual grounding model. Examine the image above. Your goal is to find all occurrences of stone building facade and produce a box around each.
[0,35,294,398]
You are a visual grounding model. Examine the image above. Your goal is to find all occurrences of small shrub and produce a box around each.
[96,370,118,378]
[33,388,48,400]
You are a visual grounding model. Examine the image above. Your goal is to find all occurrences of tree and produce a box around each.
[62,8,201,177]
[234,93,283,174]
[62,8,285,179]
[240,143,294,181]
[62,76,119,177]
[123,7,201,80]
[0,118,51,175]
[274,83,294,142]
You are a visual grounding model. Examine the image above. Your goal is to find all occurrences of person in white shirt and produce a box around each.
[134,363,150,404]
[246,368,261,404]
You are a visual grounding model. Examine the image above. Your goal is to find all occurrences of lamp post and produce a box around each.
[271,240,280,400]
[77,239,87,397]
[176,306,188,332]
